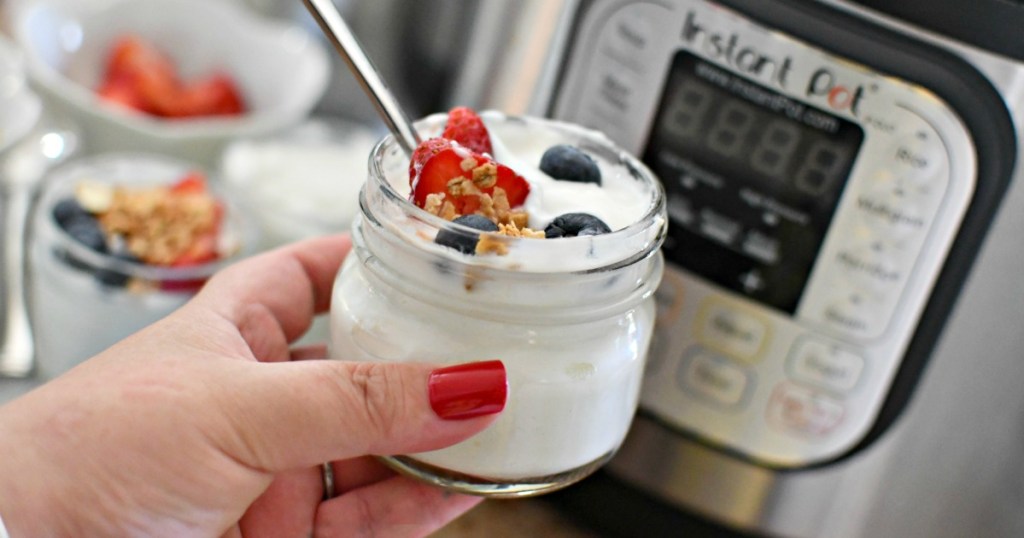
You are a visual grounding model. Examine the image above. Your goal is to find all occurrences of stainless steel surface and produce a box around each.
[0,115,78,378]
[449,0,579,116]
[301,0,421,155]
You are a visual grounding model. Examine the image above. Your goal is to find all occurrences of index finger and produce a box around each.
[194,233,352,343]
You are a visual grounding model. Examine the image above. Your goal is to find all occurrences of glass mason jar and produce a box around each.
[28,153,257,378]
[329,114,667,497]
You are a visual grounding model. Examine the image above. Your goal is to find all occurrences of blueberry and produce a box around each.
[52,198,92,229]
[544,213,612,238]
[434,214,499,254]
[95,251,139,287]
[64,217,108,253]
[539,145,601,185]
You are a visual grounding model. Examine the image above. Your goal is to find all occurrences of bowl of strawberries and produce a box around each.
[10,0,330,166]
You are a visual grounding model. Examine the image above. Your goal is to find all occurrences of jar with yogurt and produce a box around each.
[329,112,667,497]
[28,154,257,378]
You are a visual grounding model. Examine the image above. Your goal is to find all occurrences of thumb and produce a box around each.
[218,359,507,472]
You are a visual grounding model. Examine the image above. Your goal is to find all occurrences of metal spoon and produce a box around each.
[301,0,422,155]
[0,114,80,378]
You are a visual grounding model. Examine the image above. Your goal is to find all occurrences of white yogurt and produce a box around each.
[329,113,666,492]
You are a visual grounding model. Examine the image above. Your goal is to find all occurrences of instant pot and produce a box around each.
[457,0,1024,536]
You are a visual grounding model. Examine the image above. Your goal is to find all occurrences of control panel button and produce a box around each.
[834,243,907,296]
[890,132,945,181]
[696,299,770,362]
[854,184,929,239]
[819,292,880,338]
[678,347,752,408]
[767,383,845,437]
[788,338,865,393]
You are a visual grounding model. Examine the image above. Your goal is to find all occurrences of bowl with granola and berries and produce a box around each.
[28,153,258,375]
[329,108,667,497]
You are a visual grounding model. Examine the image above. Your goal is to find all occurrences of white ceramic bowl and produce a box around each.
[11,0,331,166]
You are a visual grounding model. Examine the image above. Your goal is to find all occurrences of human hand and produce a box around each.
[0,234,506,537]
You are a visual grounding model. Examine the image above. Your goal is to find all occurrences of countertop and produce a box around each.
[433,499,598,538]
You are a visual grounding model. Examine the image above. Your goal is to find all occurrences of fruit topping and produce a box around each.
[434,214,500,254]
[53,199,93,229]
[442,107,493,155]
[409,137,453,183]
[412,144,530,220]
[96,34,247,119]
[63,217,109,253]
[539,145,601,185]
[544,213,612,238]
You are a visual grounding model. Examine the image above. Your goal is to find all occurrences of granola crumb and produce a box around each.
[497,221,545,239]
[471,162,497,189]
[475,234,509,256]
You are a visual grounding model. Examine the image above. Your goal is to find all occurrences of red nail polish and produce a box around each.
[429,360,507,420]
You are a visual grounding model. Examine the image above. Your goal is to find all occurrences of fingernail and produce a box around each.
[429,360,507,420]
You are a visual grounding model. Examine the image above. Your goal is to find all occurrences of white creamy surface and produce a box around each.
[486,118,650,232]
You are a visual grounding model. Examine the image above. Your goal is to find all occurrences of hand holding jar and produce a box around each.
[0,235,507,536]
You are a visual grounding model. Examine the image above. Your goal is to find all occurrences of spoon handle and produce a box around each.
[302,0,422,155]
[0,186,34,377]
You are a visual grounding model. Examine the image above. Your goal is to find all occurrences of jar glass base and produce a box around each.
[378,451,617,498]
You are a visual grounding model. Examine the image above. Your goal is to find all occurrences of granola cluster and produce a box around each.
[78,181,220,266]
[422,155,542,250]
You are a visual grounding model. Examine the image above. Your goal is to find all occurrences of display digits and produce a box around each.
[794,140,848,195]
[706,101,756,158]
[661,79,713,144]
[750,120,801,179]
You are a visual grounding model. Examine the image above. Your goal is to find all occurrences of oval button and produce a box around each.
[787,338,865,393]
[677,346,752,409]
[695,299,770,363]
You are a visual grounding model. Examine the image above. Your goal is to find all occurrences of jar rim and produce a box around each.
[365,112,668,275]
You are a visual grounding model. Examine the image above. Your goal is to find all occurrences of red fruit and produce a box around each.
[171,74,247,118]
[169,172,208,195]
[412,147,530,212]
[442,107,492,155]
[170,231,218,267]
[96,34,246,119]
[409,137,453,185]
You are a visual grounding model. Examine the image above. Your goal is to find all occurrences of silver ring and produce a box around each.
[321,462,336,501]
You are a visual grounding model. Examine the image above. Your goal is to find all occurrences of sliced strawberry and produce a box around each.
[169,172,208,195]
[411,147,473,212]
[96,75,146,111]
[409,137,453,186]
[171,74,246,118]
[170,232,218,267]
[412,147,531,212]
[494,164,530,207]
[442,107,492,155]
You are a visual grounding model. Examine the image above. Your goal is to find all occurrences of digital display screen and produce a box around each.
[643,52,865,313]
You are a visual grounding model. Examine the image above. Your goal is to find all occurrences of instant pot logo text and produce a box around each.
[682,11,869,116]
[682,12,793,88]
[806,68,865,116]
